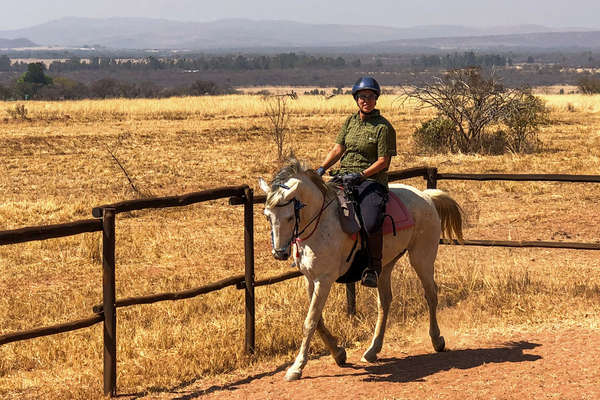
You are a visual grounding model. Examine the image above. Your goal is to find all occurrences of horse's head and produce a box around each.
[259,158,328,261]
[259,176,301,260]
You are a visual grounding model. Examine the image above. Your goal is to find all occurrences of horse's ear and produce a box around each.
[281,179,300,202]
[258,178,271,194]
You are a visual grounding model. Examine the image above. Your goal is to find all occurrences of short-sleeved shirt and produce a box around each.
[335,109,397,187]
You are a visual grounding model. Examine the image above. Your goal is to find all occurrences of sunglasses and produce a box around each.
[357,93,377,101]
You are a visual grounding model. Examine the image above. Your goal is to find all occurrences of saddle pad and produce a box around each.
[383,192,414,235]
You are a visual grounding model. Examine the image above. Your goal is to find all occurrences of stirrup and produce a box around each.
[360,269,378,288]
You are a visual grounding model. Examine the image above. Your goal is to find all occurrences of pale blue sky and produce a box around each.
[2,0,600,31]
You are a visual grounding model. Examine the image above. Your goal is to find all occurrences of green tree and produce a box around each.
[14,63,53,99]
[502,91,549,153]
[20,62,53,85]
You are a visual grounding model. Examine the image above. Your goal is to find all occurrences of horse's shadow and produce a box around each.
[135,341,541,399]
[353,340,541,383]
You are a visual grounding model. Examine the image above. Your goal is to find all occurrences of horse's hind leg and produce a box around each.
[409,240,445,352]
[362,263,393,362]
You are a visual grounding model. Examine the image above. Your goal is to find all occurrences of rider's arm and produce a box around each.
[319,143,345,171]
[362,155,391,178]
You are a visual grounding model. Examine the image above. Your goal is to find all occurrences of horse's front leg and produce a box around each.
[285,279,333,381]
[303,278,346,367]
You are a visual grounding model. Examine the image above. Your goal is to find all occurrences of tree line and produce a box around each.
[1,52,517,74]
[36,53,350,73]
[411,52,510,69]
[0,62,234,100]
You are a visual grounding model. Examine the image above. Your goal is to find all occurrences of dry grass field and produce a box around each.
[0,92,599,399]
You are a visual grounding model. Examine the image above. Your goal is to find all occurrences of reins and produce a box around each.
[271,184,336,258]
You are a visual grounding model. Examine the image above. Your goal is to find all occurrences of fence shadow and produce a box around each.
[122,362,292,400]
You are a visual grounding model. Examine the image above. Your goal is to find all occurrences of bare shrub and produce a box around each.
[264,94,293,163]
[404,68,508,153]
[6,104,29,120]
[406,67,547,154]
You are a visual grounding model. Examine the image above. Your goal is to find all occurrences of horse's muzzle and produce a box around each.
[272,249,290,260]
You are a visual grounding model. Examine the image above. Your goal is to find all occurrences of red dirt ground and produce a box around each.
[142,325,599,399]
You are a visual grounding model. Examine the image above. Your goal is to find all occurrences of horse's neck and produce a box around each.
[303,191,347,246]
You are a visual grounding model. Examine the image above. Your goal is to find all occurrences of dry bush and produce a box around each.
[6,104,28,120]
[264,94,293,163]
[406,68,549,154]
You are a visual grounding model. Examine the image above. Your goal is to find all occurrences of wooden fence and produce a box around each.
[1,167,599,396]
[0,185,254,397]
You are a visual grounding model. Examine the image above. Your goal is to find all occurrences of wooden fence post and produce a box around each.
[345,282,356,315]
[102,208,117,397]
[243,188,255,354]
[426,167,438,189]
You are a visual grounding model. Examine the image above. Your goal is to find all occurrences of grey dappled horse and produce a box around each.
[259,159,463,381]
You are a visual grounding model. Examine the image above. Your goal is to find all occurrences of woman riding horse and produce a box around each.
[260,158,463,381]
[316,76,396,287]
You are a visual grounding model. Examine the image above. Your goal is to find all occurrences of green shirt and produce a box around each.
[335,109,397,186]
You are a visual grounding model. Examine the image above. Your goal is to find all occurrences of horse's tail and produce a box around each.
[425,189,464,242]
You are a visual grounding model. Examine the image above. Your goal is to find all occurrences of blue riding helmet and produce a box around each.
[351,76,381,99]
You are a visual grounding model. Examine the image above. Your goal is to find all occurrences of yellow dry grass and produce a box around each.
[0,93,599,399]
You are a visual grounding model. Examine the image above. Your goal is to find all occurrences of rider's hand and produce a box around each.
[342,172,364,186]
[316,167,326,176]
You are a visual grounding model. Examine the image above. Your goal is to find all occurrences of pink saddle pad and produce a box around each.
[383,192,414,235]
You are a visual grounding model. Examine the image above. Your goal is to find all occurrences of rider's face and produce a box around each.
[356,90,377,114]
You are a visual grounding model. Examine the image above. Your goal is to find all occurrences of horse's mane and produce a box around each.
[267,157,334,207]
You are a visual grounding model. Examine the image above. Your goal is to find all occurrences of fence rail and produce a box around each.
[441,238,600,250]
[0,315,104,346]
[92,186,248,217]
[437,173,600,183]
[92,275,246,314]
[1,167,599,397]
[0,219,102,246]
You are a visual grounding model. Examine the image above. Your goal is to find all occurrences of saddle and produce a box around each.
[333,185,415,238]
[332,184,414,283]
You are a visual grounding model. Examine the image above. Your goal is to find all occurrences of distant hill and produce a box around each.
[0,17,597,51]
[366,30,600,51]
[0,37,38,48]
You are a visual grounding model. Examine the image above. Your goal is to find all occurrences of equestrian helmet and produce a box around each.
[351,76,381,99]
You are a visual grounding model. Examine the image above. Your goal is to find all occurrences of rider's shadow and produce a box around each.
[356,341,541,383]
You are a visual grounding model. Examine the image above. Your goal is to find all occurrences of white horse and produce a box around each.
[259,159,463,381]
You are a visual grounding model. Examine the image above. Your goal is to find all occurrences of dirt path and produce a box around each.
[140,325,599,399]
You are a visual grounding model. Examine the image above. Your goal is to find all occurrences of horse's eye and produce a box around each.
[287,216,294,223]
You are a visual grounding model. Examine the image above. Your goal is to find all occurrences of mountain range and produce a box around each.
[0,37,38,48]
[0,17,599,51]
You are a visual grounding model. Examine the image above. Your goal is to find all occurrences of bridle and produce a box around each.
[269,183,336,258]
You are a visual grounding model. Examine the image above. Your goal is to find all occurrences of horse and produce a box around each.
[258,158,463,381]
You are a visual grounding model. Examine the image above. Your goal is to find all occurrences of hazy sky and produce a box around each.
[2,0,600,31]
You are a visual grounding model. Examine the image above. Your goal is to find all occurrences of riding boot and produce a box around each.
[361,229,383,288]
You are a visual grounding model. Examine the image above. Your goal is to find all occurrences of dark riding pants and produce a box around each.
[355,180,388,235]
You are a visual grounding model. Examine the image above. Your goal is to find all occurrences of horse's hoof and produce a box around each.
[284,370,302,381]
[334,347,347,366]
[433,335,446,352]
[361,350,378,363]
